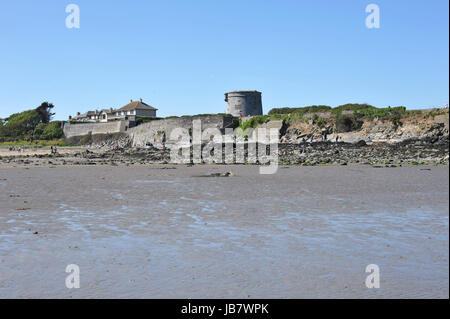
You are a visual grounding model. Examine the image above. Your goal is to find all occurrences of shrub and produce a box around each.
[268,105,332,116]
[333,103,375,113]
[355,106,406,126]
[336,115,363,132]
[316,117,327,128]
[40,121,63,140]
[229,119,240,129]
[34,123,47,137]
[268,103,408,129]
[239,115,270,131]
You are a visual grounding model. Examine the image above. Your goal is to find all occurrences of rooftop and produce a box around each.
[119,99,158,111]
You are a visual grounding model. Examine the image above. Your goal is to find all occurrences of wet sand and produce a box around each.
[0,165,448,298]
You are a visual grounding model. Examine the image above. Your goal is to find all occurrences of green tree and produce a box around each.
[40,121,63,140]
[0,110,41,141]
[0,102,58,141]
[36,102,55,123]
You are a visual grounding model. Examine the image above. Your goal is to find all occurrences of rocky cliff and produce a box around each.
[282,108,449,143]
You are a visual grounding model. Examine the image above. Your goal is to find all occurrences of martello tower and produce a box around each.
[225,90,263,117]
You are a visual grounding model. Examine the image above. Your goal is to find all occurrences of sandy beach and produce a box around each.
[0,146,98,158]
[0,164,448,298]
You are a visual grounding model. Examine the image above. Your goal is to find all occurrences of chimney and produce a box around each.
[77,112,80,115]
[130,99,133,103]
[140,98,143,102]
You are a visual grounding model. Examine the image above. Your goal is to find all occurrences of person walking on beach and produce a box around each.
[336,135,339,142]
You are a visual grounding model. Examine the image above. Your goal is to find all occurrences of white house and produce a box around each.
[113,99,158,121]
[69,99,158,123]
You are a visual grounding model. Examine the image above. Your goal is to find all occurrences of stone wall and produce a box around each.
[127,115,235,146]
[63,121,130,138]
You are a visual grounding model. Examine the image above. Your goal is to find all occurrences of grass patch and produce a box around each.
[409,161,427,166]
[268,105,332,116]
[266,104,411,130]
[238,115,270,131]
[424,108,449,119]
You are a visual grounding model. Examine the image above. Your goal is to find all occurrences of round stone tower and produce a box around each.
[225,90,263,117]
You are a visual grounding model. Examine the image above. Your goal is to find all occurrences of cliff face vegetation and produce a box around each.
[262,104,449,143]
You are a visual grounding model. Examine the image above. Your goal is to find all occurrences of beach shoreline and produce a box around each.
[0,135,448,168]
[0,165,448,298]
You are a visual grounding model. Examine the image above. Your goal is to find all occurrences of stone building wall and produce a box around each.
[136,109,157,118]
[127,115,235,146]
[63,121,130,138]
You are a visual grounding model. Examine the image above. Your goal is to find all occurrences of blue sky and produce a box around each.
[0,0,448,120]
